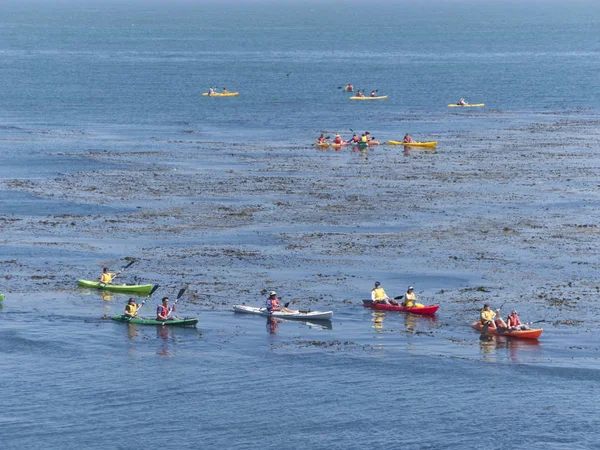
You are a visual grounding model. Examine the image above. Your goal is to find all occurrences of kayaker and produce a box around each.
[480,304,507,329]
[345,84,353,92]
[459,98,467,106]
[506,310,530,330]
[370,91,376,97]
[222,87,229,94]
[360,133,368,144]
[100,267,115,284]
[403,286,424,308]
[317,133,326,144]
[266,291,280,312]
[404,133,413,143]
[365,131,372,141]
[125,298,142,318]
[371,281,391,305]
[334,133,343,144]
[351,133,360,143]
[156,297,174,321]
[208,87,215,96]
[355,91,363,98]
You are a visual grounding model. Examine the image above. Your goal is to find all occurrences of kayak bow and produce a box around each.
[78,280,153,295]
[363,300,438,315]
[233,305,333,321]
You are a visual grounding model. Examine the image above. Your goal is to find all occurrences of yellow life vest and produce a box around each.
[101,273,113,284]
[404,292,418,307]
[372,287,387,301]
[125,303,138,316]
[481,309,495,323]
[361,135,368,143]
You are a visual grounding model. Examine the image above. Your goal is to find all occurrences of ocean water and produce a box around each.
[1,1,600,449]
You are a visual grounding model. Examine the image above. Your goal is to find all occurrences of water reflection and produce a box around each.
[371,311,385,332]
[478,334,541,362]
[265,317,333,334]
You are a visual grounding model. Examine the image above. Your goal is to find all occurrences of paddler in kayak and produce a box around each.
[371,281,391,305]
[355,91,364,98]
[317,133,327,144]
[360,133,369,144]
[156,297,174,321]
[480,304,507,330]
[124,298,142,318]
[370,91,377,97]
[345,84,353,92]
[350,133,360,144]
[208,87,215,96]
[402,286,424,308]
[403,133,413,143]
[333,133,344,145]
[100,267,115,284]
[506,310,530,330]
[266,291,292,313]
[458,98,467,106]
[222,87,229,94]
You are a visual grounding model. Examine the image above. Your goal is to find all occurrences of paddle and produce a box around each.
[100,260,136,287]
[166,288,187,320]
[125,284,160,321]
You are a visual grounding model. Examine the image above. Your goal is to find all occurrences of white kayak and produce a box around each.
[233,305,333,320]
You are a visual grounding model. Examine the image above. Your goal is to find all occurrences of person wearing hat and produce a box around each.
[334,133,343,145]
[156,297,174,321]
[371,282,391,305]
[266,291,280,312]
[506,310,529,330]
[124,298,143,318]
[403,286,424,308]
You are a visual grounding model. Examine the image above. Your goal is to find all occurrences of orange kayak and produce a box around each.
[331,141,349,148]
[471,322,543,340]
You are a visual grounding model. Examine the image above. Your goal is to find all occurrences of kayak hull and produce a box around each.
[233,305,333,321]
[350,96,387,100]
[354,141,380,147]
[471,322,542,339]
[331,142,348,148]
[388,140,438,147]
[316,142,330,148]
[363,300,438,315]
[448,103,484,107]
[111,314,198,326]
[78,280,153,295]
[202,92,239,97]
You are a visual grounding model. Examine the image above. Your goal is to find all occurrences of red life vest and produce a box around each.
[404,136,411,143]
[352,136,359,143]
[334,136,342,144]
[507,315,521,327]
[370,92,375,97]
[157,304,170,318]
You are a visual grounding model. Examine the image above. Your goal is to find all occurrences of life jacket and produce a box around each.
[352,136,359,142]
[334,136,342,144]
[157,304,170,318]
[404,136,411,143]
[101,273,112,283]
[372,287,387,301]
[361,135,368,143]
[370,92,376,97]
[318,137,325,143]
[125,303,137,315]
[404,292,417,306]
[266,298,279,311]
[507,315,521,327]
[481,309,495,324]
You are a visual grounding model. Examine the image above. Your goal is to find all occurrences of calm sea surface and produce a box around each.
[1,1,600,449]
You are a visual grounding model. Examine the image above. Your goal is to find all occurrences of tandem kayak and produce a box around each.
[111,314,198,326]
[78,280,153,295]
[471,322,542,340]
[233,305,333,321]
[316,142,330,148]
[448,103,484,107]
[202,92,239,97]
[388,140,438,147]
[350,96,387,101]
[363,300,438,315]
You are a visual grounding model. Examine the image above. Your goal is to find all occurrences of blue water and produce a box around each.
[2,1,600,449]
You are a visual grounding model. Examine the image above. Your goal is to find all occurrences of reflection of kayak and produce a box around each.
[111,314,198,326]
[363,300,438,315]
[233,305,333,321]
[316,142,330,148]
[78,280,153,295]
[202,92,239,97]
[388,140,438,147]
[471,322,542,339]
[448,103,484,107]
[350,96,387,101]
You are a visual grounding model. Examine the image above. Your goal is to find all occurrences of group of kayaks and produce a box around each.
[317,140,437,148]
[75,279,542,339]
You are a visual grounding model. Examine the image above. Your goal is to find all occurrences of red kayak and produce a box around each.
[471,322,543,340]
[363,300,438,315]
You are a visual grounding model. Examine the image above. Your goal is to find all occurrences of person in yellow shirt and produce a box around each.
[371,281,391,304]
[124,298,143,318]
[480,304,507,329]
[100,267,115,284]
[403,286,424,308]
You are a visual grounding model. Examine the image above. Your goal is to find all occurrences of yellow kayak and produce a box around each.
[316,142,330,148]
[388,140,438,147]
[350,96,387,101]
[448,103,484,107]
[202,92,239,97]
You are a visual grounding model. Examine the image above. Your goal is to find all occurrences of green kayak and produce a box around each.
[0,294,4,302]
[78,280,153,295]
[111,314,198,326]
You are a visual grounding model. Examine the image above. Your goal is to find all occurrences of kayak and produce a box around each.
[350,96,387,101]
[316,142,330,148]
[448,103,484,107]
[354,141,380,147]
[363,300,438,315]
[471,322,542,340]
[111,314,198,326]
[388,140,438,147]
[202,92,239,97]
[78,280,153,295]
[331,142,348,149]
[233,304,333,321]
